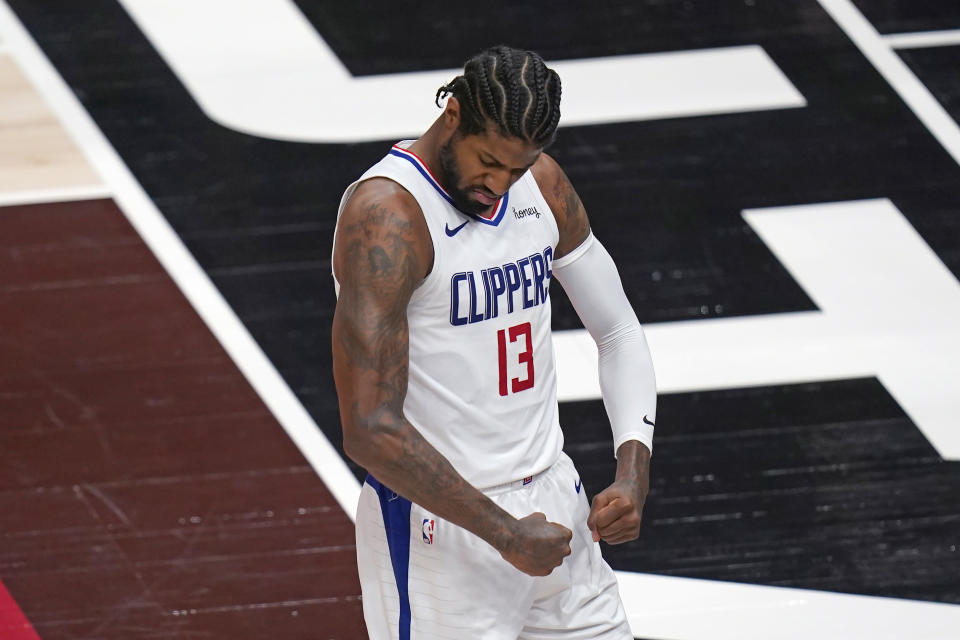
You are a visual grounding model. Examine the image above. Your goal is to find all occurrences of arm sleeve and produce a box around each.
[552,233,657,456]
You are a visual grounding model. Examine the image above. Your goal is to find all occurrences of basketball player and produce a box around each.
[332,46,657,639]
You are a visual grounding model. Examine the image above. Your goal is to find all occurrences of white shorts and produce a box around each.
[355,452,632,639]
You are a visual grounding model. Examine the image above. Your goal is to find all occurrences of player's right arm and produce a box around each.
[332,178,570,576]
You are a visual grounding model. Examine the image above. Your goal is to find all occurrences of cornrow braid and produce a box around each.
[435,45,562,148]
[507,49,522,136]
[530,61,546,139]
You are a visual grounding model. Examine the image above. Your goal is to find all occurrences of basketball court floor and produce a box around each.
[1,1,959,638]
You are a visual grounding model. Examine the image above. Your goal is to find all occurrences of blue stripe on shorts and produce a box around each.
[367,474,412,640]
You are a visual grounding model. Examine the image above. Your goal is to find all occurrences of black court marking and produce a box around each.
[563,379,960,603]
[9,0,960,605]
[898,45,960,124]
[852,1,960,33]
[292,0,824,73]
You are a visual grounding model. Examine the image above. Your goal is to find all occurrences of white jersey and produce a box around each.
[335,141,564,489]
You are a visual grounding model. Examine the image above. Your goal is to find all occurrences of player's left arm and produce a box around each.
[532,153,657,545]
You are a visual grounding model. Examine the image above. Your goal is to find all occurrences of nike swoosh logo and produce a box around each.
[574,479,582,494]
[445,220,469,237]
[643,415,656,427]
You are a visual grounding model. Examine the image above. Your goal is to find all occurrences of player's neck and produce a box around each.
[407,118,448,176]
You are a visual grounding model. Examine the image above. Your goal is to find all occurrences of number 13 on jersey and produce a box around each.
[497,322,534,396]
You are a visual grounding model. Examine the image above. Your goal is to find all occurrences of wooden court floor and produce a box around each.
[2,1,960,639]
[0,30,365,640]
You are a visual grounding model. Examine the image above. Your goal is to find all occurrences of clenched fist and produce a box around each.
[588,440,650,544]
[499,512,572,576]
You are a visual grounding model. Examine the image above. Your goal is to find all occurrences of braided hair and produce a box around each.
[436,46,562,148]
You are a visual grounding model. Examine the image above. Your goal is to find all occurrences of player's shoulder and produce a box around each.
[341,177,424,229]
[529,153,590,258]
[529,152,565,195]
[529,152,572,215]
[336,177,432,281]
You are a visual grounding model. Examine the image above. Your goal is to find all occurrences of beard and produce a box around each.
[437,135,494,217]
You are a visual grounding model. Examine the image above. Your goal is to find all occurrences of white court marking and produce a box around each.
[2,1,958,637]
[0,185,112,207]
[116,0,805,142]
[617,572,960,640]
[556,199,960,461]
[818,0,960,168]
[884,28,960,49]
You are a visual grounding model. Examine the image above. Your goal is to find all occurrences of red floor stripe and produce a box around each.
[0,580,42,640]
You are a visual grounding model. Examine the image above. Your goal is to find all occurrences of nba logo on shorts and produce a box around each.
[422,518,435,544]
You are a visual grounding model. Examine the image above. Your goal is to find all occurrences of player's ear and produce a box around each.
[443,96,462,131]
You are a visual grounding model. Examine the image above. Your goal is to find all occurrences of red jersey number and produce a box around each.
[497,322,534,396]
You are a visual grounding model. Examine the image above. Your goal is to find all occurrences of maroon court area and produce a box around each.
[0,199,365,639]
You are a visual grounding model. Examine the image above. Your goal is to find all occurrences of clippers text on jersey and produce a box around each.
[450,246,554,326]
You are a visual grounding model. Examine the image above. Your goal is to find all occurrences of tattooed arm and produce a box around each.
[332,177,571,576]
[532,154,656,545]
